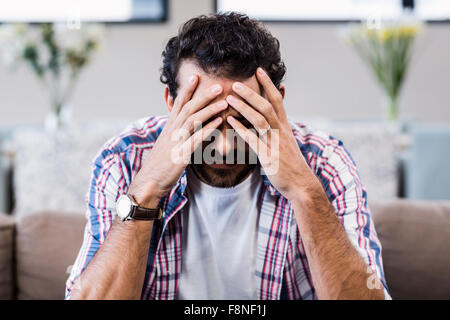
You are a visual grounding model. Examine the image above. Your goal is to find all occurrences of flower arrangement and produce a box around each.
[0,23,105,131]
[346,19,422,122]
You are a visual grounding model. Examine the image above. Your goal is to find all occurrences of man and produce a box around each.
[66,12,390,300]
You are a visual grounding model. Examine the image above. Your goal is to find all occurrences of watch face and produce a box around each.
[116,194,132,220]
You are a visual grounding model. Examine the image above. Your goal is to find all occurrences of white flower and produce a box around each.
[0,24,28,66]
[0,24,16,45]
[53,23,85,52]
[36,41,51,69]
[53,22,105,54]
[84,24,106,45]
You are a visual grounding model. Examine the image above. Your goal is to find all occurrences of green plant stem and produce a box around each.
[387,95,399,123]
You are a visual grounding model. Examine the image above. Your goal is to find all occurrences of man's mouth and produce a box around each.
[206,163,238,170]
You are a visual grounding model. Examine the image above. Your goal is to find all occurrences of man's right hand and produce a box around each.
[127,75,226,208]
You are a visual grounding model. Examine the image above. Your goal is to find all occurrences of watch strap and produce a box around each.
[130,206,163,220]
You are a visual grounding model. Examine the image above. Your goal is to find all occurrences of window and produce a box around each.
[216,0,450,22]
[0,0,167,23]
[415,0,450,21]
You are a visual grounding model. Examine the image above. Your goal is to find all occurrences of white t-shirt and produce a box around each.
[177,166,263,300]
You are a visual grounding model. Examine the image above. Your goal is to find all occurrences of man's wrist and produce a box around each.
[131,193,161,209]
[288,177,330,211]
[127,183,163,209]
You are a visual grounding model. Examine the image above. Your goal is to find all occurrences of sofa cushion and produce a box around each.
[302,119,401,201]
[0,213,15,299]
[12,122,128,217]
[371,200,450,300]
[15,211,85,300]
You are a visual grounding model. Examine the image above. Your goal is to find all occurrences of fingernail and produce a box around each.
[211,84,222,94]
[257,68,266,76]
[217,100,227,108]
[233,83,243,91]
[189,75,196,84]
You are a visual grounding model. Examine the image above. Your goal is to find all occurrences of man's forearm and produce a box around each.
[69,218,154,300]
[291,182,385,300]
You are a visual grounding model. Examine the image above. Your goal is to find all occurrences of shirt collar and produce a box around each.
[261,173,281,197]
[160,166,282,223]
[174,166,281,199]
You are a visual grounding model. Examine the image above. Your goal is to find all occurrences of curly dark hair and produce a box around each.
[160,12,286,99]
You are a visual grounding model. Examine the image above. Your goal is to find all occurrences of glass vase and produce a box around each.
[44,102,72,134]
[384,94,400,124]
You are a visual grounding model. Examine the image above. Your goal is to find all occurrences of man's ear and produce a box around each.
[164,86,175,112]
[279,85,286,99]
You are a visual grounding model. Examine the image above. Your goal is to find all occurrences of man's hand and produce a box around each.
[226,67,320,204]
[128,75,227,208]
[226,68,385,300]
[69,76,228,300]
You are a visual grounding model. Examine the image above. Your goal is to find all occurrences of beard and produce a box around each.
[189,162,257,188]
[188,131,261,187]
[189,144,258,187]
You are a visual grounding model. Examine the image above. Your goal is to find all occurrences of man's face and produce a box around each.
[169,60,262,187]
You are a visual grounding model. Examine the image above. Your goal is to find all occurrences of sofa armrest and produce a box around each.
[0,213,15,300]
[371,200,450,299]
[15,211,85,300]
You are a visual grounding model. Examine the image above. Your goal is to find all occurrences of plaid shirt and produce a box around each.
[65,115,390,300]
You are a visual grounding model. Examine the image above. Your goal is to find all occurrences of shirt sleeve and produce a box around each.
[65,150,127,299]
[319,139,392,300]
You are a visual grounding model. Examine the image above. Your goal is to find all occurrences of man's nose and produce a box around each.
[208,106,239,157]
[213,126,234,158]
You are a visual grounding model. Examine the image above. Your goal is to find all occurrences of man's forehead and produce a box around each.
[177,60,260,94]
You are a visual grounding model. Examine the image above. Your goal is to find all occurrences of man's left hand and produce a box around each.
[226,67,322,203]
[227,68,386,300]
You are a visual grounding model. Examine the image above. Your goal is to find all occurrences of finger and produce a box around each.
[181,100,228,133]
[226,115,271,166]
[231,82,279,127]
[172,75,199,114]
[226,95,270,134]
[180,117,223,163]
[255,67,287,119]
[178,84,223,120]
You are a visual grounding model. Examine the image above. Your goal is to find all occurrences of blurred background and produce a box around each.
[0,0,450,300]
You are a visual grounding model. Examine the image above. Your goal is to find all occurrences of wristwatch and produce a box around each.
[115,194,163,221]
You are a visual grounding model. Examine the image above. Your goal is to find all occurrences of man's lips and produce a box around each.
[207,163,238,169]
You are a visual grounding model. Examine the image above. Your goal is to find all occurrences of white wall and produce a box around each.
[1,0,450,126]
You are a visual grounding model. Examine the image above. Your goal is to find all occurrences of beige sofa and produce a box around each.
[1,199,450,300]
